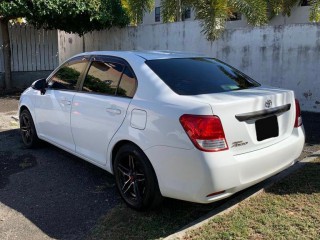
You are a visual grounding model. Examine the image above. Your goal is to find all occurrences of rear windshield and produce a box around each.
[145,58,260,95]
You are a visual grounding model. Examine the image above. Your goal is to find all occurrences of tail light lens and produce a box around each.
[179,114,228,152]
[294,99,302,128]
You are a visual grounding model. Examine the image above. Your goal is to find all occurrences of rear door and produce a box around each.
[71,56,137,165]
[34,56,89,151]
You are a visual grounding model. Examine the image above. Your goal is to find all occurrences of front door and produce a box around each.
[34,56,89,151]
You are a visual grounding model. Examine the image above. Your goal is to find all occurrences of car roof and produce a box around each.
[75,50,206,60]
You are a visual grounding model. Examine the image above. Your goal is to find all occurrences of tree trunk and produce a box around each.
[176,0,182,21]
[0,19,12,90]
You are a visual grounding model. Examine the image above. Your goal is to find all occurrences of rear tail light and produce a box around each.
[179,114,228,152]
[294,99,302,128]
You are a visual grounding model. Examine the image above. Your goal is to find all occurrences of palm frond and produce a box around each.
[161,0,177,22]
[309,0,320,22]
[192,0,230,41]
[229,0,268,25]
[121,0,154,25]
[268,0,299,18]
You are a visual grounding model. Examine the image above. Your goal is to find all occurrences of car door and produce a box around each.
[34,56,90,151]
[71,56,137,165]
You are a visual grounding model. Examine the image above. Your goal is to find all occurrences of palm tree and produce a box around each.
[159,0,320,40]
[121,0,154,25]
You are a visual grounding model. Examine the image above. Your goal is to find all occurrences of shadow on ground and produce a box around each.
[302,112,320,145]
[0,129,119,239]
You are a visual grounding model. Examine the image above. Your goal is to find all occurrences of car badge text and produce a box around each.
[231,141,248,148]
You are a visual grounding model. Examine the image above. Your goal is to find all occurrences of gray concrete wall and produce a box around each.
[59,22,320,112]
[0,71,52,90]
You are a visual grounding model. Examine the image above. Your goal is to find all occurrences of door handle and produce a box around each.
[60,97,71,105]
[106,108,121,115]
[60,99,71,106]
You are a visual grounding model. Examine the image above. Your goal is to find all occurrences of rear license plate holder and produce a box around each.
[255,115,279,141]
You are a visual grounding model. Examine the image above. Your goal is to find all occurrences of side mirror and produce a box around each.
[31,78,47,95]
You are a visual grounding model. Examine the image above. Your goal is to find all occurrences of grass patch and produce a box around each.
[87,199,221,240]
[86,158,320,240]
[184,158,320,240]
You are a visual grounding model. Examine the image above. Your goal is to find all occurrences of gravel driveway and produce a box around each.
[0,95,319,240]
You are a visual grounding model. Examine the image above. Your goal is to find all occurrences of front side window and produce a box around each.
[48,56,89,90]
[82,61,124,95]
[146,58,260,95]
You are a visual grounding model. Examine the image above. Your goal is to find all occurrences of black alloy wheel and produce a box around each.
[114,144,162,210]
[20,109,39,148]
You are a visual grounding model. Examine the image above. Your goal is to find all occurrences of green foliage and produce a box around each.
[161,0,178,22]
[191,0,268,41]
[268,0,299,18]
[159,0,320,41]
[55,66,80,87]
[229,0,268,25]
[161,0,193,22]
[55,66,127,95]
[192,0,230,41]
[122,0,154,25]
[309,0,320,22]
[0,0,130,35]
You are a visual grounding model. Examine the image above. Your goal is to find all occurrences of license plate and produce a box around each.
[255,115,279,141]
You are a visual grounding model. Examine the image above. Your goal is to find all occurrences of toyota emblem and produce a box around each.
[265,100,272,108]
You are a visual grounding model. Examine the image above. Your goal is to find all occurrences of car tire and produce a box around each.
[19,109,39,148]
[114,144,163,210]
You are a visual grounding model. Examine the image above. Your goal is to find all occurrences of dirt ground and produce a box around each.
[0,95,319,240]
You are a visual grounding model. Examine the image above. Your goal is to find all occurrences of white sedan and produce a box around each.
[19,51,305,210]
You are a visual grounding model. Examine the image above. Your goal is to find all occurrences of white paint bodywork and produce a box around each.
[19,51,305,204]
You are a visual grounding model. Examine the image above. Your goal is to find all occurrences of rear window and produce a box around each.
[145,58,260,95]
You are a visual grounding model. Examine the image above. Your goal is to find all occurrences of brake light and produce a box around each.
[179,114,228,152]
[294,99,302,128]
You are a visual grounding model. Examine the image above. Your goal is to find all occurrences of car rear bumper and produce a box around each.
[144,126,305,203]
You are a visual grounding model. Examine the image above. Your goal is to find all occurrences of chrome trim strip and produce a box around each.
[235,104,291,122]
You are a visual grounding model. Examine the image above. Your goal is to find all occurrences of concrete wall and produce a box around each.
[0,71,52,90]
[59,22,320,112]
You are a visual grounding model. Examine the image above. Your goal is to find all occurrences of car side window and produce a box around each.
[48,57,89,90]
[82,61,124,95]
[117,67,137,98]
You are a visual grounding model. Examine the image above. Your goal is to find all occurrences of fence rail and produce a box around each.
[0,24,58,72]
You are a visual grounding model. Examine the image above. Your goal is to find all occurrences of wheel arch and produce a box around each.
[110,140,159,184]
[19,105,29,115]
[19,104,39,135]
[111,140,141,173]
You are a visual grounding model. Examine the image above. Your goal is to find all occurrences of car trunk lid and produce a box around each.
[187,86,296,155]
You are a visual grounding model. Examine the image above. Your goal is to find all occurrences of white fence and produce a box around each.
[0,24,58,72]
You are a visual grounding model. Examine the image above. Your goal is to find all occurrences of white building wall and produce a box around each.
[142,3,312,28]
[59,22,320,112]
